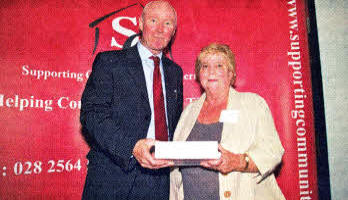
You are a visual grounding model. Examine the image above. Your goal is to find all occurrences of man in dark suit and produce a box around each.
[80,1,183,199]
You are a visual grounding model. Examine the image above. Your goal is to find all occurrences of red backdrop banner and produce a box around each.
[0,0,318,199]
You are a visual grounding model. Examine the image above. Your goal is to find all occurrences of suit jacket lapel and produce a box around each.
[124,46,150,106]
[162,56,176,138]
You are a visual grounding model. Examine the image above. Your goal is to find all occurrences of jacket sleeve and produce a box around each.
[246,96,285,181]
[80,53,139,171]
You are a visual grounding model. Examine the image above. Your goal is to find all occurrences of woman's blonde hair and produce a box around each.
[195,43,236,86]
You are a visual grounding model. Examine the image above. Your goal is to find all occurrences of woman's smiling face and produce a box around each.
[199,53,234,92]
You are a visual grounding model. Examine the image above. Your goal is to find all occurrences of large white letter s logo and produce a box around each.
[111,16,139,48]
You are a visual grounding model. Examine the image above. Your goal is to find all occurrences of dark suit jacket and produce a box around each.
[80,45,183,199]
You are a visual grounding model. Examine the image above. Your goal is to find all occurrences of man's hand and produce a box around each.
[132,138,174,169]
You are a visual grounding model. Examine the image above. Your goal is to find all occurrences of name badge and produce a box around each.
[219,110,240,123]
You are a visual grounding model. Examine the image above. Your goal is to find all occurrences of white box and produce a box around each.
[154,141,220,159]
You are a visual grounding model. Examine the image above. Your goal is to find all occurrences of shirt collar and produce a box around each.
[137,42,163,61]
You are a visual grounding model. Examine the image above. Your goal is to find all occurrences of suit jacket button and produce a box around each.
[224,191,231,198]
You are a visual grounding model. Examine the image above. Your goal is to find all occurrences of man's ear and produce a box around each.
[139,17,144,32]
[172,29,176,37]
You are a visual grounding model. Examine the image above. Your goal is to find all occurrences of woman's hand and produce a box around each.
[200,144,245,174]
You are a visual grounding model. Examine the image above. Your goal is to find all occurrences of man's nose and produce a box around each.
[156,23,165,33]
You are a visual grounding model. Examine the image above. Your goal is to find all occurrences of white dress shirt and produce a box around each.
[137,42,169,139]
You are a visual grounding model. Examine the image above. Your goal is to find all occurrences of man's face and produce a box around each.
[139,3,176,55]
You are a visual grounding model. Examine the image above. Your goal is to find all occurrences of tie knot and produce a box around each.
[150,56,160,65]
